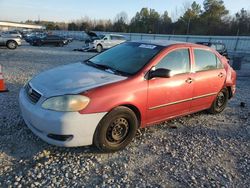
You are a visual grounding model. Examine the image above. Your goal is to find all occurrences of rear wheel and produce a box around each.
[96,44,103,53]
[94,106,138,152]
[57,42,64,47]
[6,41,17,49]
[36,41,42,46]
[208,88,229,114]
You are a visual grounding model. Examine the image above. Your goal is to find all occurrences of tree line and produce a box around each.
[26,0,250,36]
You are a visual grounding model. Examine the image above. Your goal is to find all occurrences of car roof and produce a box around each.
[196,41,225,45]
[108,34,124,37]
[128,40,219,52]
[130,40,188,47]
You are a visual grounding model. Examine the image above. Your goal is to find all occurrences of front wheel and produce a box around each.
[96,44,103,53]
[208,88,229,114]
[94,106,138,152]
[36,41,42,46]
[57,42,64,47]
[6,41,17,49]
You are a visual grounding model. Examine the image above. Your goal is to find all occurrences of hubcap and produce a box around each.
[9,42,15,48]
[216,92,225,108]
[107,118,129,143]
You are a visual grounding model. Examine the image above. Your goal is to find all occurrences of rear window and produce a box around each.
[110,35,125,40]
[194,49,223,71]
[47,35,61,40]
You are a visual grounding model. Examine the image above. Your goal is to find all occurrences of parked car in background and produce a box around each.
[19,40,236,152]
[196,42,229,58]
[0,34,21,49]
[1,30,22,38]
[25,32,47,43]
[73,31,103,51]
[61,35,73,43]
[86,33,126,52]
[30,35,68,47]
[85,31,103,43]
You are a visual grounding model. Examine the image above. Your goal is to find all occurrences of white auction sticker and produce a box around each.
[139,44,157,49]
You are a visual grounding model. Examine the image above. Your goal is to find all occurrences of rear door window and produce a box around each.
[155,49,190,75]
[194,49,222,71]
[110,36,125,40]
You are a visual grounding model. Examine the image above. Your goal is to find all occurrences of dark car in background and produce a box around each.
[30,35,68,47]
[25,32,47,43]
[196,42,229,58]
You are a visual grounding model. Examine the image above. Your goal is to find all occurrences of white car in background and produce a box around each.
[87,34,126,52]
[0,34,22,49]
[1,30,22,38]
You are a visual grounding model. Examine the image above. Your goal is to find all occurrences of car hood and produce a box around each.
[86,31,98,37]
[30,62,127,98]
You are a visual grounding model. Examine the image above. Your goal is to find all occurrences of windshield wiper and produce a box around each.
[96,64,131,76]
[84,60,101,69]
[84,60,130,76]
[84,60,115,72]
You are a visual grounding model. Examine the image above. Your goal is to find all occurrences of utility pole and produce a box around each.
[186,17,191,35]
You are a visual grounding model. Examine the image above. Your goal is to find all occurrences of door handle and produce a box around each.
[185,78,193,84]
[218,73,224,78]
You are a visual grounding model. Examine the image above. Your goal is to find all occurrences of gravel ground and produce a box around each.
[0,41,249,187]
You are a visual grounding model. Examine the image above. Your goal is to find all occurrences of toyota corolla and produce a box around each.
[19,41,236,152]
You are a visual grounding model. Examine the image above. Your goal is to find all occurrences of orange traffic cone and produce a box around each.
[0,65,8,92]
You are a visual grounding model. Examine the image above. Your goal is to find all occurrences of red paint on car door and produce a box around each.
[146,73,194,124]
[146,48,194,125]
[190,48,226,112]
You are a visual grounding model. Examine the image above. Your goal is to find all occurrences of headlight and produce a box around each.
[42,95,90,112]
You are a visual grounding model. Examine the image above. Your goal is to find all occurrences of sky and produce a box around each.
[0,0,250,22]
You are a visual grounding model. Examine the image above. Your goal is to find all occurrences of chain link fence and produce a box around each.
[52,30,250,54]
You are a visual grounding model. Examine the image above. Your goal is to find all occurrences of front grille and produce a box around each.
[25,84,41,103]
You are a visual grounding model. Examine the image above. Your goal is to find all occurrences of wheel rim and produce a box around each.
[8,42,15,48]
[216,91,226,108]
[106,117,129,144]
[97,46,102,52]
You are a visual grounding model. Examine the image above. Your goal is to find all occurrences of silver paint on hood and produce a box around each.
[30,62,127,97]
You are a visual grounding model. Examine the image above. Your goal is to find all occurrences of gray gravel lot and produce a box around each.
[0,41,249,187]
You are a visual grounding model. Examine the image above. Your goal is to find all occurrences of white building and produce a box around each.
[0,21,46,31]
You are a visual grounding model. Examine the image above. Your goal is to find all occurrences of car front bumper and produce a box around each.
[16,40,21,46]
[84,43,96,50]
[19,88,107,147]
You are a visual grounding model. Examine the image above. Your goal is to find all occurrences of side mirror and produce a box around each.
[103,38,107,40]
[149,68,171,79]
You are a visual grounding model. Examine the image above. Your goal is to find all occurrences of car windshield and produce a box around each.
[99,35,105,39]
[88,42,163,75]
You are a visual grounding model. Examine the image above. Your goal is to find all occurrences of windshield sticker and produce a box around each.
[139,44,157,49]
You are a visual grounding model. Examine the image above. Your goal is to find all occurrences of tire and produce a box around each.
[6,40,17,49]
[57,42,64,47]
[94,106,138,152]
[208,88,229,114]
[96,44,103,53]
[36,41,42,46]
